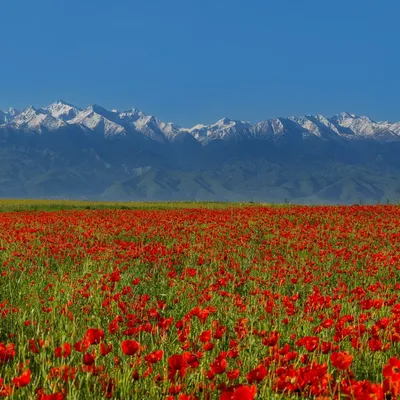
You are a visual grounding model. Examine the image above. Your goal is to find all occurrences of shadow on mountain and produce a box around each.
[2,123,400,203]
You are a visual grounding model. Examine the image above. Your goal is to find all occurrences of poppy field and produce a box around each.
[1,204,400,399]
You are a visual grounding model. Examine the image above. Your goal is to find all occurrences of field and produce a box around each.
[0,202,400,399]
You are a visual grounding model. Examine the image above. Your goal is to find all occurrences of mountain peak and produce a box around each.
[1,102,399,143]
[68,105,125,137]
[333,111,357,120]
[219,117,232,123]
[119,108,147,122]
[25,105,38,112]
[44,101,80,121]
[88,104,109,114]
[53,100,76,107]
[11,105,67,131]
[214,117,234,127]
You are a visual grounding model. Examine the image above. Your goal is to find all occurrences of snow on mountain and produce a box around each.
[183,124,207,132]
[44,100,80,121]
[2,101,400,144]
[252,120,272,138]
[11,106,66,132]
[69,105,126,137]
[185,112,400,143]
[188,118,254,142]
[329,112,400,141]
[7,108,20,119]
[269,118,285,136]
[119,108,147,123]
[132,115,167,143]
[0,108,20,124]
[119,109,184,142]
[387,122,400,135]
[252,118,289,141]
[182,124,209,140]
[158,121,183,139]
[310,114,341,135]
[67,105,182,141]
[330,112,374,135]
[287,114,345,140]
[288,116,322,137]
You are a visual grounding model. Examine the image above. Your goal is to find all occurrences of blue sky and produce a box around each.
[0,0,399,126]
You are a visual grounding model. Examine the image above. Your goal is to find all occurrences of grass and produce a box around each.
[0,199,253,212]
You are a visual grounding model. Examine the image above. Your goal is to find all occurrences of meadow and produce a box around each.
[0,201,399,399]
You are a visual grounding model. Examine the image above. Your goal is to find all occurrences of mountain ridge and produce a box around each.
[2,101,400,143]
[1,101,400,204]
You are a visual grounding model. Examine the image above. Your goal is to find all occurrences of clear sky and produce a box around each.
[0,0,399,126]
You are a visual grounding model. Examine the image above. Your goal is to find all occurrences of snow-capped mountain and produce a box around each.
[11,106,66,132]
[2,101,400,144]
[116,109,182,142]
[44,100,80,121]
[130,115,167,143]
[68,105,180,142]
[69,105,126,137]
[185,118,255,143]
[2,101,400,204]
[328,112,400,141]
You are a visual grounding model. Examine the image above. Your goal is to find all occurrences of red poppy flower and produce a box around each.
[108,318,120,335]
[36,388,65,400]
[220,385,257,400]
[0,381,12,398]
[210,355,227,375]
[247,364,267,384]
[330,351,353,370]
[168,354,188,379]
[144,350,163,364]
[168,353,198,380]
[83,328,104,346]
[12,368,31,388]
[83,352,96,365]
[199,330,212,343]
[121,340,140,356]
[100,342,113,356]
[54,343,71,358]
[368,337,383,352]
[383,357,400,381]
[0,343,15,364]
[296,336,319,352]
[227,369,240,380]
[203,342,215,351]
[320,341,333,354]
[214,325,226,339]
[168,384,183,395]
[384,378,400,399]
[178,395,197,400]
[74,340,90,353]
[262,331,279,347]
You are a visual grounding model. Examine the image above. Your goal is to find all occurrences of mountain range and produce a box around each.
[1,100,400,204]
